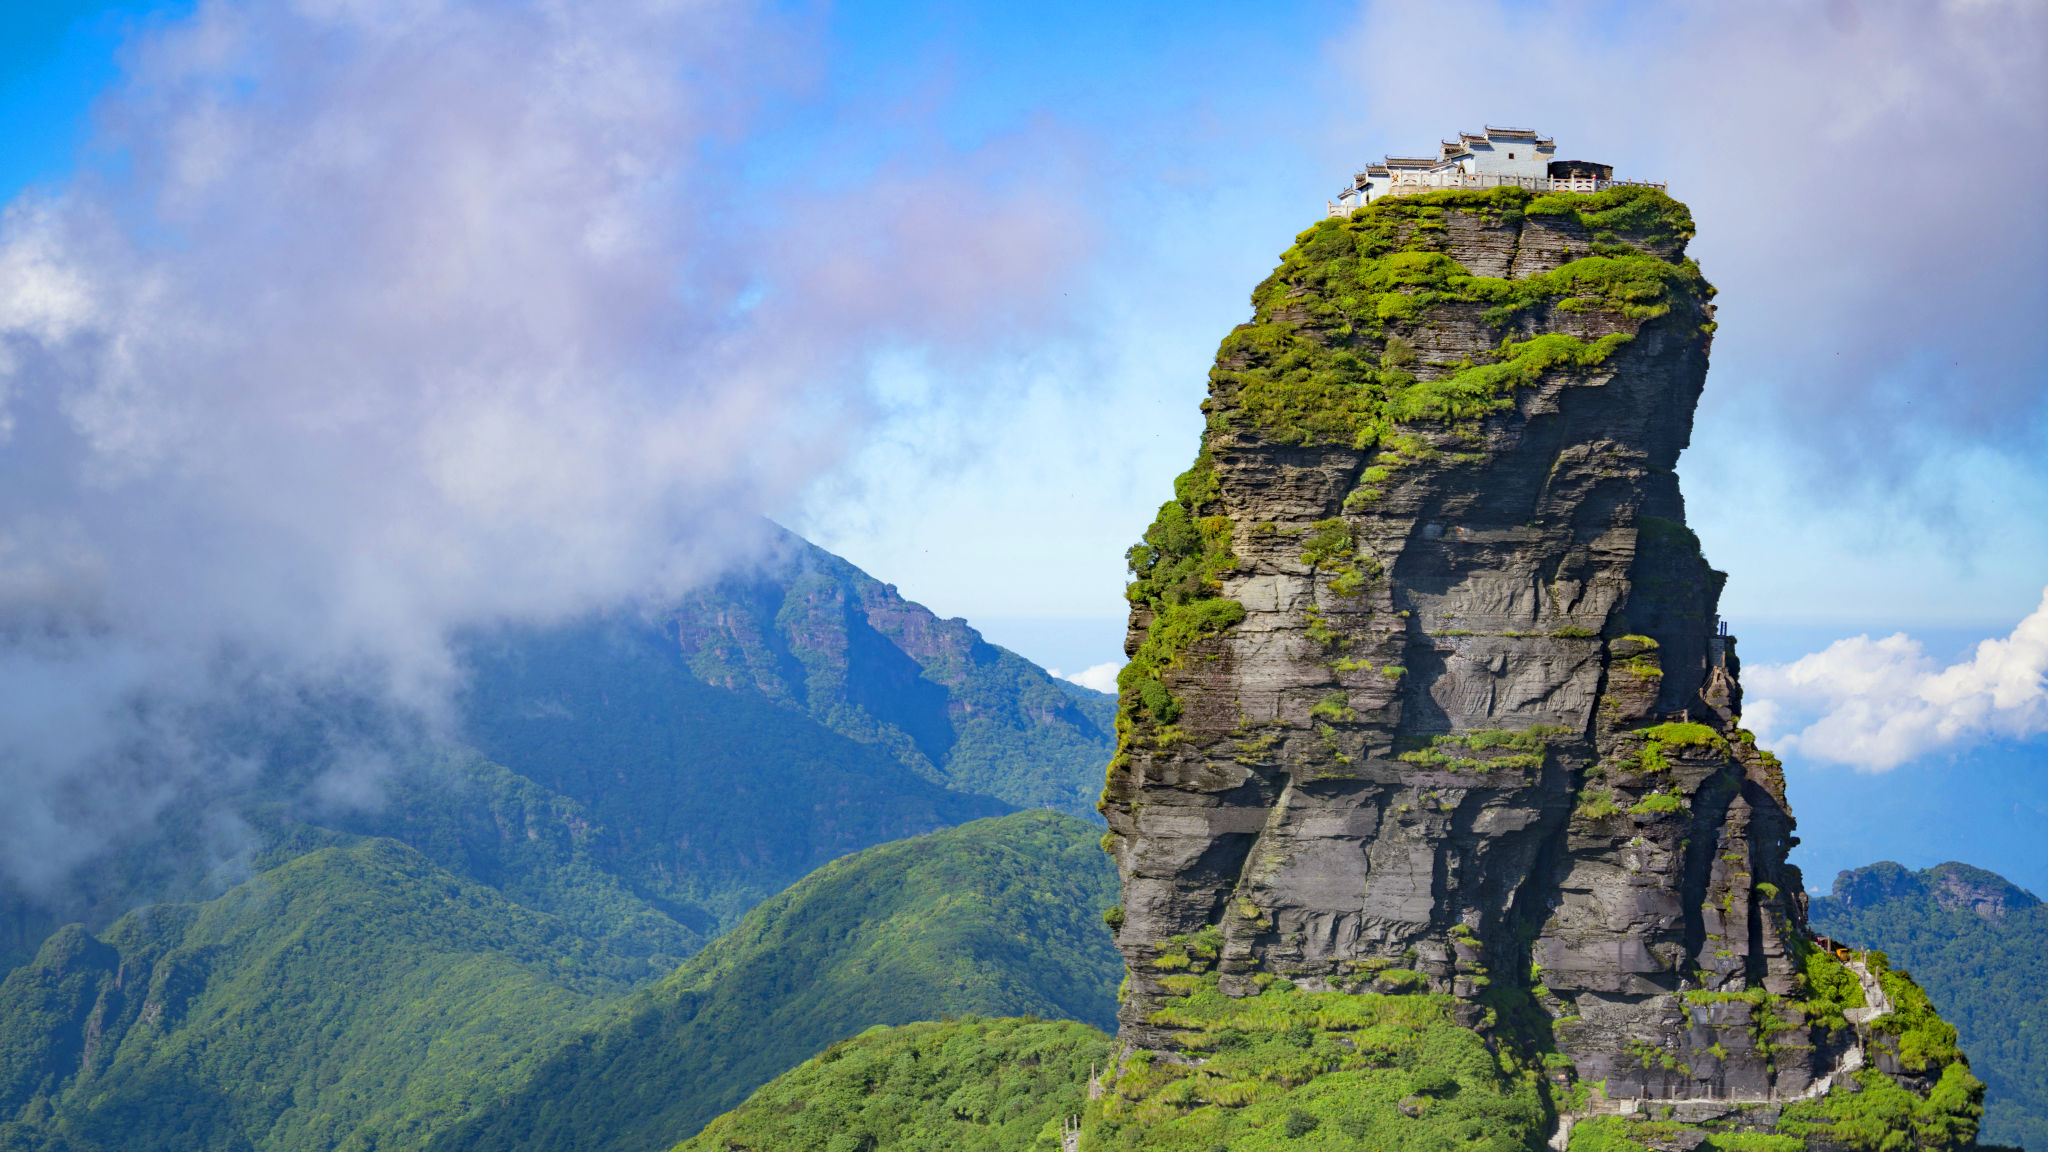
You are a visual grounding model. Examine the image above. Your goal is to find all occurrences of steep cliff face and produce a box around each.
[1097,186,1983,1146]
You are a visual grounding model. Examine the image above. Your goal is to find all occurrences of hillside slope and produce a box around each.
[438,811,1121,1152]
[449,617,1026,941]
[0,811,1121,1152]
[2,528,1110,973]
[676,1017,1110,1152]
[0,838,624,1152]
[0,527,1117,1150]
[461,526,1114,830]
[1812,861,2047,1150]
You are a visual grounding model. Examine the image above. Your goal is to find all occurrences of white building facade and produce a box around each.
[1330,127,1661,215]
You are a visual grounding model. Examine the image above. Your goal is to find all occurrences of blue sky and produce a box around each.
[1,0,2043,892]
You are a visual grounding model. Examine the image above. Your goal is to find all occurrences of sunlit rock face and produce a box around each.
[1100,187,1836,1103]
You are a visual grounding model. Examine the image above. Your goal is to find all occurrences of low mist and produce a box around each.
[0,0,1090,891]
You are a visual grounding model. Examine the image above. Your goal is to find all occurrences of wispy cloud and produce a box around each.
[0,0,1092,888]
[1745,587,2048,769]
[1052,661,1122,694]
[1336,0,2048,476]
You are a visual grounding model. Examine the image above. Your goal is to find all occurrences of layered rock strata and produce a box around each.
[1099,186,1982,1139]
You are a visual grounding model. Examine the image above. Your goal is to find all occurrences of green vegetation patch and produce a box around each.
[1569,1117,1803,1152]
[1637,721,1726,750]
[1799,943,1867,1020]
[1781,1064,1983,1152]
[1083,927,1549,1150]
[1299,517,1380,597]
[1523,183,1698,246]
[1086,970,1548,1151]
[1865,950,1971,1074]
[1678,944,1868,1051]
[1399,725,1568,773]
[1617,718,1732,778]
[1627,792,1686,816]
[1664,940,1984,1147]
[1576,789,1622,821]
[675,1016,1109,1152]
[1214,185,1705,456]
[1120,453,1244,728]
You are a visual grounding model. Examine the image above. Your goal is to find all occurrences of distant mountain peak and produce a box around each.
[658,524,1114,816]
[1835,859,2042,921]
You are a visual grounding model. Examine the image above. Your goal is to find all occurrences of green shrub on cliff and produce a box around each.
[1398,726,1559,773]
[1524,182,1697,244]
[1082,926,1550,1150]
[1118,451,1244,728]
[1568,1117,1803,1152]
[1864,950,1971,1073]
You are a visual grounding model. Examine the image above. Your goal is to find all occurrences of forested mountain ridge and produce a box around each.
[438,810,1120,1152]
[0,529,1118,1150]
[1812,861,2047,1150]
[1,526,1112,972]
[0,811,1119,1151]
[653,525,1115,815]
[0,838,629,1152]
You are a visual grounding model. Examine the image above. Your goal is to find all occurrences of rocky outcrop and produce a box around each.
[1098,186,1983,1143]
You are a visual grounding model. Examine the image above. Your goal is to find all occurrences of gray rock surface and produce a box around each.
[1100,194,1840,1105]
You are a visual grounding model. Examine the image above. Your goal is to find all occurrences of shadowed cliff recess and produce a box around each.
[1092,182,1988,1149]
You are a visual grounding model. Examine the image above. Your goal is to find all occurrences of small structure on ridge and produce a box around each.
[1329,126,1658,215]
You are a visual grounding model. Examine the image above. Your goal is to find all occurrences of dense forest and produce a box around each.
[1811,861,2047,1149]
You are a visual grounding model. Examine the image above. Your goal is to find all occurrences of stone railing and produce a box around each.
[1328,172,1667,216]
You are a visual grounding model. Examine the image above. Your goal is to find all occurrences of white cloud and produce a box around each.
[1053,661,1123,694]
[1745,586,2048,769]
[0,0,1092,888]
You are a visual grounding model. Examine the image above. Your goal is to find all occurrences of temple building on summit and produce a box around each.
[1330,126,1660,214]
